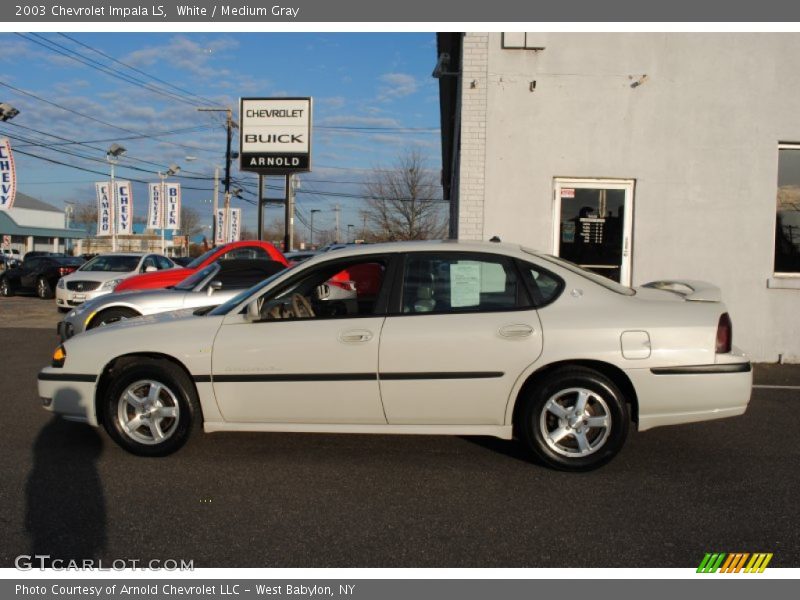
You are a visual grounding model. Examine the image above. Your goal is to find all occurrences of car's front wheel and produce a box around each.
[88,307,140,329]
[103,359,200,456]
[519,367,629,471]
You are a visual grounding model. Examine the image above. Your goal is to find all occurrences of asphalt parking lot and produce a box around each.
[1,295,799,568]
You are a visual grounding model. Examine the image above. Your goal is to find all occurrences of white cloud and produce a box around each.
[377,72,418,101]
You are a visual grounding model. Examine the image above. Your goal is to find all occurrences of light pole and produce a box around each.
[309,209,321,248]
[0,103,20,121]
[186,156,220,246]
[157,164,180,255]
[347,224,354,243]
[106,143,126,252]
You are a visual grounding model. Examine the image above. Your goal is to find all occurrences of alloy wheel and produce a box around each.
[539,387,612,457]
[116,379,181,445]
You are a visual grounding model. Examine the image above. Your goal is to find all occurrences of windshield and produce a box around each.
[525,250,636,296]
[54,257,85,267]
[186,246,222,269]
[208,269,288,316]
[79,255,141,273]
[174,264,217,291]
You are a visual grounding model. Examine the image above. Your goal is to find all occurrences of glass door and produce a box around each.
[552,178,634,286]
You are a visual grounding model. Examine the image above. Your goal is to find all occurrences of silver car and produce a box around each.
[58,258,286,340]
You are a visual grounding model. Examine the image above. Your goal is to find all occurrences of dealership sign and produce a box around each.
[95,182,114,236]
[116,180,133,235]
[215,207,241,243]
[147,181,180,230]
[0,138,17,210]
[165,182,181,230]
[147,183,162,229]
[240,97,312,174]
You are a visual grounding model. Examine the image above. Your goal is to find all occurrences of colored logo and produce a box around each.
[697,553,773,573]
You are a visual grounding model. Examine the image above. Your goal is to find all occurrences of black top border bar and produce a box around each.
[4,1,800,22]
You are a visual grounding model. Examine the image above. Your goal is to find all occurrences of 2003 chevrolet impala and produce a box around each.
[37,240,751,470]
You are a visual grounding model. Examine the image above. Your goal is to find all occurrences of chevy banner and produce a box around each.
[0,138,16,211]
[94,182,113,236]
[115,180,133,235]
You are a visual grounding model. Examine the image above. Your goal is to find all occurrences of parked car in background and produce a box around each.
[1,248,21,267]
[55,252,176,311]
[171,256,194,267]
[114,240,287,293]
[0,254,20,273]
[38,240,752,469]
[24,251,67,260]
[58,258,287,340]
[285,250,319,264]
[0,255,84,299]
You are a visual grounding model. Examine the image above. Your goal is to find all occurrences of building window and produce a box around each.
[775,145,800,275]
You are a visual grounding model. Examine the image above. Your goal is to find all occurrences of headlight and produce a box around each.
[100,278,123,291]
[51,344,66,368]
[57,278,65,289]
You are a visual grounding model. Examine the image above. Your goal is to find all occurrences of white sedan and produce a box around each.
[55,252,175,310]
[37,240,752,470]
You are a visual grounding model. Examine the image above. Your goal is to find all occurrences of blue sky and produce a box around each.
[0,32,441,240]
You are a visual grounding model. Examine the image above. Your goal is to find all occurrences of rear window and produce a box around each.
[524,249,635,296]
[79,255,141,273]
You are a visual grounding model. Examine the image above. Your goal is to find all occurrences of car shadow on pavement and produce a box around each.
[459,436,542,466]
[25,415,106,565]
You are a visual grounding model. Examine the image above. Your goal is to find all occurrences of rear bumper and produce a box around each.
[37,368,98,426]
[627,356,752,431]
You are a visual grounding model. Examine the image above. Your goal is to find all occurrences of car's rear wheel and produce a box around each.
[37,277,54,299]
[103,359,200,456]
[0,277,13,297]
[519,367,629,471]
[88,307,140,329]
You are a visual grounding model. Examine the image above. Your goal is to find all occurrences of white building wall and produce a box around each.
[461,33,800,361]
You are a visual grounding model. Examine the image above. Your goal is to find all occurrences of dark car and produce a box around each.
[0,255,85,299]
[171,256,195,267]
[23,251,68,260]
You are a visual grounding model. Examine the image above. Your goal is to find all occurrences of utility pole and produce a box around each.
[212,166,219,244]
[309,209,320,248]
[334,204,341,243]
[283,175,296,252]
[198,107,235,246]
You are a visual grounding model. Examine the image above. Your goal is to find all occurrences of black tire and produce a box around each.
[37,277,54,299]
[518,367,629,471]
[102,358,201,457]
[87,307,140,329]
[0,277,13,297]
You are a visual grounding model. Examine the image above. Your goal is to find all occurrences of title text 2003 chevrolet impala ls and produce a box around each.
[37,241,751,470]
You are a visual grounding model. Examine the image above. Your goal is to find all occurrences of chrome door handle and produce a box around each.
[339,329,373,343]
[499,324,534,338]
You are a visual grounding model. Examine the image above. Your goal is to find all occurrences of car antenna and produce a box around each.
[489,236,501,243]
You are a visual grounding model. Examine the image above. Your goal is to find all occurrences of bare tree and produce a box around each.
[362,148,447,241]
[179,206,204,238]
[71,200,97,233]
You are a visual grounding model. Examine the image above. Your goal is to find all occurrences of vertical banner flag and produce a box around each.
[147,183,161,229]
[215,209,226,245]
[0,138,17,210]
[115,180,133,235]
[95,182,113,236]
[229,208,241,242]
[165,182,181,230]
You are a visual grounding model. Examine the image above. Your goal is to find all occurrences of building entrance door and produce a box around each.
[552,178,634,285]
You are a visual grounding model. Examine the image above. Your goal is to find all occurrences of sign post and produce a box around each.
[240,97,312,252]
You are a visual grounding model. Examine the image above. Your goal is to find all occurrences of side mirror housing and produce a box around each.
[207,280,223,296]
[245,299,261,322]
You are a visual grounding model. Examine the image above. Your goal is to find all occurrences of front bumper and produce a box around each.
[55,286,112,308]
[37,368,99,426]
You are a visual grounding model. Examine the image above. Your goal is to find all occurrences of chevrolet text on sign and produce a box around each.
[240,97,312,174]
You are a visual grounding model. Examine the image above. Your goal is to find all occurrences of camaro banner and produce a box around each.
[115,180,133,235]
[95,182,113,236]
[165,182,181,230]
[0,138,17,211]
[147,183,162,229]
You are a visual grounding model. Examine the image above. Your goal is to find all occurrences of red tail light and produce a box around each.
[58,267,76,276]
[716,313,732,354]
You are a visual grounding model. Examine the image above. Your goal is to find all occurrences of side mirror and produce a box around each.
[144,265,158,273]
[207,280,223,296]
[245,298,261,322]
